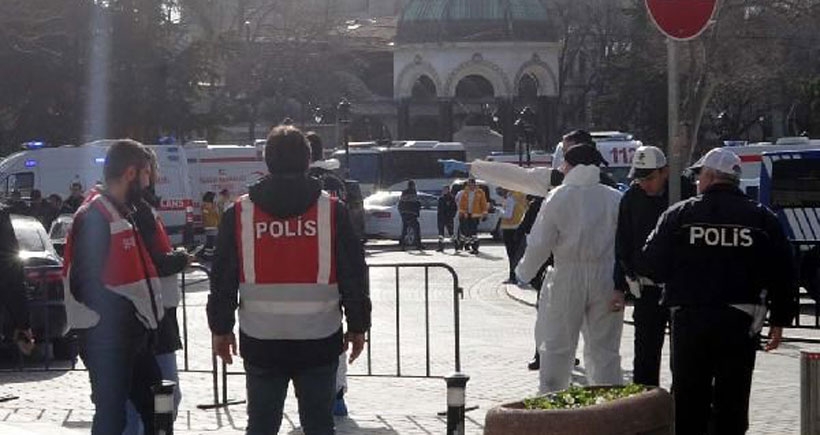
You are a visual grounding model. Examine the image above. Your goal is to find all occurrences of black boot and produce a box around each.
[528,351,540,370]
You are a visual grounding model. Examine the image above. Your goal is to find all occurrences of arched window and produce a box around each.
[411,75,437,101]
[518,73,539,99]
[455,75,495,100]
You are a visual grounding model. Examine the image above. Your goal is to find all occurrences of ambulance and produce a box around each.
[0,140,195,245]
[552,131,643,185]
[182,142,267,234]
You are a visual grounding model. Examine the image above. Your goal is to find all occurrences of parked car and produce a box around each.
[363,190,503,240]
[1,215,75,361]
[364,191,438,239]
[48,214,73,258]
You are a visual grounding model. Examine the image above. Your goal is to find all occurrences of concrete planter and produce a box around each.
[484,387,673,435]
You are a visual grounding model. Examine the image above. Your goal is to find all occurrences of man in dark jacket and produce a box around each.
[436,185,457,252]
[208,125,371,435]
[614,145,695,387]
[642,148,797,434]
[398,180,423,250]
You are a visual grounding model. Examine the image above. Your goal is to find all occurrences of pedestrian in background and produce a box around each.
[7,190,29,215]
[455,178,487,254]
[516,144,624,394]
[201,191,219,259]
[498,187,527,283]
[62,140,164,434]
[614,145,695,387]
[27,189,49,228]
[436,185,457,252]
[45,194,63,226]
[642,148,797,434]
[398,180,424,250]
[216,188,231,215]
[208,125,371,435]
[63,181,85,213]
[123,148,192,434]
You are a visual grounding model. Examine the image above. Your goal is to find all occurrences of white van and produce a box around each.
[552,131,643,185]
[0,141,195,245]
[183,143,267,231]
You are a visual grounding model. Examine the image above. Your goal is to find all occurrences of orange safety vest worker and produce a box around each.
[150,208,181,308]
[458,188,488,217]
[234,192,342,340]
[62,194,164,330]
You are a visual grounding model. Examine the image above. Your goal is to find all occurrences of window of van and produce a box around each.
[771,159,820,208]
[5,172,34,197]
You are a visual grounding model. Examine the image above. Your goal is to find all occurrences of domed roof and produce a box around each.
[396,0,556,44]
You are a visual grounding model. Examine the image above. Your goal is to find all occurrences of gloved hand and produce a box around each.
[625,276,641,298]
[438,159,470,176]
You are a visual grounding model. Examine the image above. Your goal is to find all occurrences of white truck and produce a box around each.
[552,131,643,186]
[0,141,195,245]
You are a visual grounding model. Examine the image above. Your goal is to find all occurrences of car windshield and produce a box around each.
[418,193,438,209]
[346,153,380,185]
[603,167,632,185]
[11,217,47,252]
[49,216,73,240]
[364,192,400,207]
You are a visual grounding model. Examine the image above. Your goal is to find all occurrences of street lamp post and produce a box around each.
[337,98,352,177]
[515,106,536,166]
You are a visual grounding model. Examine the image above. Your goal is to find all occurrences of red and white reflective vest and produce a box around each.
[234,192,342,340]
[62,194,164,329]
[151,208,181,308]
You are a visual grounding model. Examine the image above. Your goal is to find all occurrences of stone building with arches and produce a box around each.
[393,0,561,154]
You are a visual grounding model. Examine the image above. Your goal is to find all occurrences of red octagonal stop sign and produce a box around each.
[646,0,718,40]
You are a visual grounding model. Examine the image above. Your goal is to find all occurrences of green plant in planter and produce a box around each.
[523,384,650,410]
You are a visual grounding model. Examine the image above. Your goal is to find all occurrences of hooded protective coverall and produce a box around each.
[516,164,624,393]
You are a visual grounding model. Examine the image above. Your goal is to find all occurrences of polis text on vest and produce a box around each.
[689,226,753,247]
[255,219,318,239]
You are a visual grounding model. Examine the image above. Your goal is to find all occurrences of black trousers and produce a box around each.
[671,306,757,435]
[437,219,454,238]
[399,214,422,247]
[502,229,519,280]
[632,286,669,386]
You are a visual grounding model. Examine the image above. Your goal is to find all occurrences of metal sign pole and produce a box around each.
[668,38,682,206]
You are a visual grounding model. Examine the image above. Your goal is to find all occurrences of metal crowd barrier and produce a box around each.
[0,263,222,409]
[214,262,472,428]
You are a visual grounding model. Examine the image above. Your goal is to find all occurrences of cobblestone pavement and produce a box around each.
[0,240,810,434]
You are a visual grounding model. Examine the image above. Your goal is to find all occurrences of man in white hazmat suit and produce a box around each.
[516,144,625,393]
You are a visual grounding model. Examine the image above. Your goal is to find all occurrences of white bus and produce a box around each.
[332,141,468,197]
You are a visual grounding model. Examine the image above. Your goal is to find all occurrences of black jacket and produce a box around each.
[398,189,421,217]
[0,205,29,330]
[134,197,189,354]
[614,176,695,292]
[641,184,797,326]
[207,174,371,368]
[437,193,457,223]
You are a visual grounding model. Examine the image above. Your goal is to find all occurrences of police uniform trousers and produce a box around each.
[671,305,757,435]
[632,286,669,386]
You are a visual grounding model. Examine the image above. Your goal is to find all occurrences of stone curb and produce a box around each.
[503,283,537,308]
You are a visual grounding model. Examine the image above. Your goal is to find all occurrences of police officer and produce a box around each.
[642,148,797,434]
[614,145,695,386]
[63,140,163,434]
[208,125,371,435]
